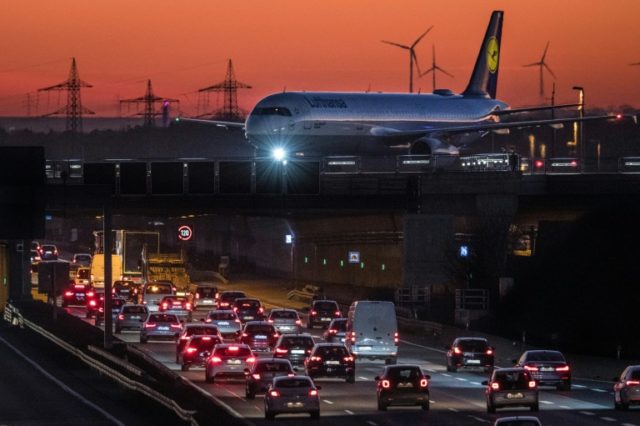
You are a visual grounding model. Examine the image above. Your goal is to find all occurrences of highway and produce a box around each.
[65,301,639,426]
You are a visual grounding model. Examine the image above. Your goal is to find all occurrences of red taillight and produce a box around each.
[89,300,97,307]
[86,291,94,297]
[117,314,124,320]
[420,378,428,388]
[381,380,390,389]
[486,348,493,355]
[235,319,241,324]
[350,332,355,343]
[310,356,322,362]
[535,160,544,169]
[195,293,200,299]
[74,285,84,289]
[295,319,302,325]
[626,380,640,386]
[205,318,212,323]
[555,365,570,372]
[210,356,222,364]
[394,332,399,344]
[268,319,274,323]
[275,347,288,354]
[145,323,156,328]
[202,336,211,341]
[528,380,537,388]
[273,333,279,338]
[310,310,317,316]
[246,356,256,363]
[524,365,539,372]
[258,307,264,313]
[269,390,280,397]
[335,311,341,316]
[490,382,500,390]
[329,329,337,334]
[65,291,74,297]
[309,389,318,396]
[453,347,462,355]
[343,356,354,362]
[186,347,197,354]
[161,302,168,310]
[570,160,577,167]
[185,303,192,310]
[252,373,261,380]
[229,346,239,351]
[241,332,248,337]
[171,323,182,329]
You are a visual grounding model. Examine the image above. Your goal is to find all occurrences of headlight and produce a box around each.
[272,148,286,161]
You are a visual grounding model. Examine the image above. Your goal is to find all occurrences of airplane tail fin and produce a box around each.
[462,10,504,99]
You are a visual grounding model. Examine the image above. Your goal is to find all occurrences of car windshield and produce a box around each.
[209,312,236,321]
[314,301,337,311]
[330,320,347,331]
[271,311,297,319]
[221,292,245,300]
[145,284,173,294]
[387,367,421,381]
[237,300,260,308]
[494,370,531,389]
[148,314,178,323]
[216,346,252,357]
[123,306,147,314]
[456,339,488,351]
[281,337,314,348]
[629,370,640,380]
[276,378,312,388]
[527,351,565,362]
[258,362,292,373]
[186,326,218,336]
[189,336,219,348]
[247,325,274,334]
[197,287,217,297]
[316,346,348,357]
[75,255,91,262]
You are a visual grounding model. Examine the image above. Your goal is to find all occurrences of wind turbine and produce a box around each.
[523,41,556,97]
[382,26,433,93]
[420,44,454,92]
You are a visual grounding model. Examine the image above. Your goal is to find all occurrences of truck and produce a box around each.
[93,230,160,284]
[90,254,123,289]
[141,247,192,296]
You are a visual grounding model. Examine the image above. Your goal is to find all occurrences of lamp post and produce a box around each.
[572,86,585,169]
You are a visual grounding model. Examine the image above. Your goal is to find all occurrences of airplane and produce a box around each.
[179,10,631,162]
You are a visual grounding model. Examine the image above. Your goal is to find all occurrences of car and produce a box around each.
[30,249,41,263]
[40,244,59,260]
[264,375,321,420]
[179,335,222,371]
[140,313,182,343]
[322,318,347,343]
[240,321,279,352]
[95,295,127,326]
[176,323,223,362]
[193,284,218,310]
[445,337,495,373]
[493,416,542,426]
[307,299,341,329]
[273,334,315,367]
[483,367,539,413]
[233,297,265,323]
[205,310,242,341]
[74,267,91,285]
[62,283,95,307]
[158,295,193,322]
[71,253,92,267]
[113,280,140,302]
[217,290,247,309]
[140,281,176,312]
[613,364,640,410]
[268,308,302,334]
[31,241,41,253]
[514,350,571,390]
[244,358,296,399]
[375,364,430,411]
[114,304,148,333]
[205,343,256,383]
[305,342,355,383]
[85,290,101,318]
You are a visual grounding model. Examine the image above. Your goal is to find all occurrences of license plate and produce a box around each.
[255,335,267,339]
[158,326,169,331]
[227,359,241,364]
[131,316,140,320]
[397,382,414,388]
[325,360,340,365]
[359,346,372,351]
[541,367,554,371]
[75,293,84,297]
[244,316,254,320]
[321,317,331,321]
[467,359,481,365]
[287,402,304,408]
[218,321,229,325]
[506,392,524,399]
[291,349,305,354]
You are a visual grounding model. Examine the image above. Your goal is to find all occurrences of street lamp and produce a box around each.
[572,86,585,168]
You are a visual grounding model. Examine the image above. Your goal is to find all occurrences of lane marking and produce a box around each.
[0,335,125,426]
[344,410,355,415]
[540,400,554,405]
[323,400,334,405]
[425,368,436,373]
[580,411,596,416]
[471,382,482,386]
[399,339,446,354]
[591,388,608,393]
[622,423,639,426]
[573,384,587,388]
[358,376,369,380]
[600,418,617,422]
[442,373,451,377]
[467,415,490,423]
[456,378,468,382]
[366,422,378,426]
[448,407,459,412]
[559,405,571,409]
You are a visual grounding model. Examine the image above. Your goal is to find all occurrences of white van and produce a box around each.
[345,300,398,364]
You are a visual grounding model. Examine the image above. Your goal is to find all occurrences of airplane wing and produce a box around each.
[174,117,245,129]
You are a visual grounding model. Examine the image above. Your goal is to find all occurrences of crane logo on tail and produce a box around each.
[486,37,499,74]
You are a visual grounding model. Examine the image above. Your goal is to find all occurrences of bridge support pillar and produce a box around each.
[403,214,454,288]
[8,240,32,302]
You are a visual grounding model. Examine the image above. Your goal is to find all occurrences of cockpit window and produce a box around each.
[253,107,292,117]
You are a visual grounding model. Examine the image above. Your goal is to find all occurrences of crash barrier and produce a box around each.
[287,284,323,303]
[5,305,198,426]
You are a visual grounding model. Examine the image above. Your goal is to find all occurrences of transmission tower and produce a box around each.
[119,80,179,127]
[198,59,251,121]
[38,57,93,133]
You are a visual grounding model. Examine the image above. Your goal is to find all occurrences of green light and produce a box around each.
[381,264,386,271]
[360,262,365,269]
[304,256,309,264]
[322,258,327,266]
[340,260,344,267]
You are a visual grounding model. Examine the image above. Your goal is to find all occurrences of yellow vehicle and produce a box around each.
[90,254,123,289]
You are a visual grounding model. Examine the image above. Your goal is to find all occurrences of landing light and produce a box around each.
[272,148,286,161]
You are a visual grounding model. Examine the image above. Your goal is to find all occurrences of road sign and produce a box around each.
[348,251,360,264]
[178,225,193,241]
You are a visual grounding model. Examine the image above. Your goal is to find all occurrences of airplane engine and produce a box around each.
[410,137,459,156]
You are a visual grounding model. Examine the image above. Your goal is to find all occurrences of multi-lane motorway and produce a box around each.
[67,299,638,426]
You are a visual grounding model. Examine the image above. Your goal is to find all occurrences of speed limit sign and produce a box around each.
[178,225,193,241]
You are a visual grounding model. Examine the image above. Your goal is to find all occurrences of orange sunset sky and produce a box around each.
[1,0,639,117]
